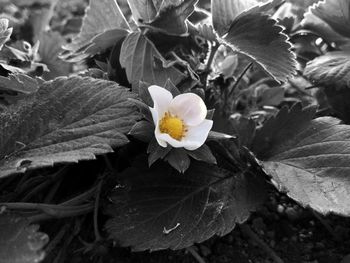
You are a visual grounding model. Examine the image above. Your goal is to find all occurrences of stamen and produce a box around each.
[159,112,186,140]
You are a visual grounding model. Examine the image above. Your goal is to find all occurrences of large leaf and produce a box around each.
[304,51,350,88]
[147,0,198,35]
[119,32,186,91]
[0,19,12,51]
[106,159,266,251]
[211,0,282,36]
[252,103,350,215]
[222,9,297,83]
[0,76,139,178]
[62,0,130,61]
[304,0,350,39]
[0,213,49,263]
[212,0,257,36]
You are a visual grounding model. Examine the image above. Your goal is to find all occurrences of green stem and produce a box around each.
[228,62,253,98]
[52,220,78,263]
[205,42,220,73]
[28,205,93,223]
[45,223,70,255]
[0,202,91,213]
[14,172,36,193]
[44,177,63,203]
[61,186,98,206]
[187,246,206,263]
[93,178,104,241]
[22,166,70,202]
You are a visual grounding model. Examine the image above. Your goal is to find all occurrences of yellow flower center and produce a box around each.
[159,112,186,140]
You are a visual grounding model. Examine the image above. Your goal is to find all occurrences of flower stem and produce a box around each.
[228,62,253,98]
[28,205,93,223]
[187,246,206,263]
[60,185,98,206]
[22,166,70,202]
[205,42,220,73]
[93,177,104,241]
[1,185,98,222]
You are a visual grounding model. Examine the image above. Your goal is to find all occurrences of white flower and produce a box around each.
[148,85,213,151]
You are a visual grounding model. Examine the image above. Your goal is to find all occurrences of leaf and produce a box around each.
[252,103,350,215]
[128,98,152,121]
[212,0,257,36]
[207,131,234,141]
[230,115,256,148]
[80,28,128,62]
[0,74,40,107]
[147,0,198,35]
[38,31,72,80]
[323,86,350,124]
[0,74,39,95]
[0,19,12,51]
[0,76,140,178]
[257,86,285,106]
[197,24,218,43]
[62,0,130,61]
[0,213,49,263]
[129,120,154,142]
[211,0,282,36]
[186,144,217,164]
[219,54,238,80]
[106,159,267,251]
[120,32,186,91]
[252,103,317,157]
[302,1,350,45]
[304,0,350,39]
[164,148,190,173]
[304,51,350,89]
[127,0,158,23]
[222,10,297,83]
[147,138,172,166]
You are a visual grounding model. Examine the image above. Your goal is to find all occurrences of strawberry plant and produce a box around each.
[1,0,350,262]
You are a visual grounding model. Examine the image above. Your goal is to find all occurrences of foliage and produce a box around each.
[0,0,350,262]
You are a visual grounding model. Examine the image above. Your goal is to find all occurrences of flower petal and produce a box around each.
[148,85,173,126]
[156,132,187,148]
[169,93,207,126]
[153,117,171,148]
[183,119,213,150]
